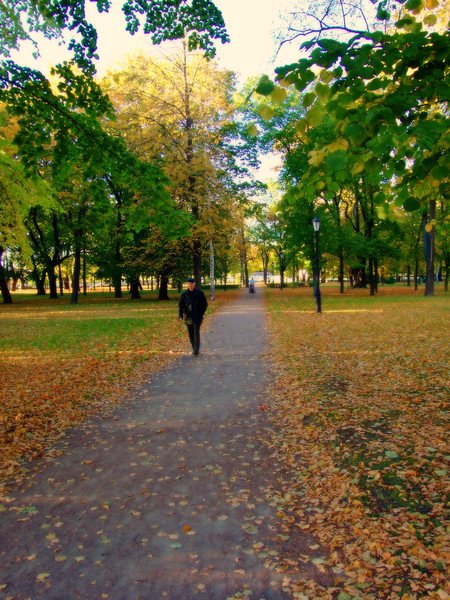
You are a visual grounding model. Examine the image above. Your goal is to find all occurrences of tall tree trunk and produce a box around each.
[350,266,367,288]
[209,239,215,301]
[48,266,58,299]
[82,239,87,295]
[424,199,436,297]
[339,251,345,294]
[192,236,202,287]
[374,259,379,293]
[58,262,64,296]
[26,207,59,298]
[262,252,269,284]
[414,257,419,290]
[444,251,449,292]
[110,181,123,299]
[70,208,85,305]
[240,228,249,287]
[31,257,46,295]
[181,40,202,288]
[113,264,122,298]
[0,246,13,304]
[368,258,376,296]
[71,238,82,305]
[130,277,141,299]
[158,270,170,300]
[48,211,62,299]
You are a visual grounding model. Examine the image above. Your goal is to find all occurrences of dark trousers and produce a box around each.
[187,323,201,354]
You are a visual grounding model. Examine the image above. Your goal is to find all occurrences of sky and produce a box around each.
[15,0,298,81]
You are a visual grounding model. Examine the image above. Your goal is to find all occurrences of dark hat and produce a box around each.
[186,278,195,283]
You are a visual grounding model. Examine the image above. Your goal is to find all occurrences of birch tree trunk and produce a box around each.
[209,238,215,301]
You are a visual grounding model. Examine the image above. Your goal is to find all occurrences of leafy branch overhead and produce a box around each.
[1,0,229,72]
[0,0,230,171]
[253,0,449,214]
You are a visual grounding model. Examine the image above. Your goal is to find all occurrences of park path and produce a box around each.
[0,289,313,600]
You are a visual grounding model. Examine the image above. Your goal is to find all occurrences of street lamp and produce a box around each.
[312,217,322,313]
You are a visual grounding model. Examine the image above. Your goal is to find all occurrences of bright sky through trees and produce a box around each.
[13,0,295,81]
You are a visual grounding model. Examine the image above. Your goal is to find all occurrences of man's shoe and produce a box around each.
[194,350,199,355]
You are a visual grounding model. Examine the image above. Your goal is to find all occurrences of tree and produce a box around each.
[0,113,53,303]
[1,1,228,73]
[102,46,246,288]
[0,1,230,300]
[259,0,449,295]
[0,2,229,180]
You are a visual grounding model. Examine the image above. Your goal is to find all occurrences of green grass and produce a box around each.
[1,292,180,353]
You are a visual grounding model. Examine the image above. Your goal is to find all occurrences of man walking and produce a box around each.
[178,278,208,355]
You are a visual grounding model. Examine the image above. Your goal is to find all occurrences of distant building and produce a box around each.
[250,271,270,282]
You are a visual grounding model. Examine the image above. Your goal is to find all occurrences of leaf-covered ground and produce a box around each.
[0,290,239,494]
[263,285,449,599]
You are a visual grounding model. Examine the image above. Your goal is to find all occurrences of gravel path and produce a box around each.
[0,289,299,600]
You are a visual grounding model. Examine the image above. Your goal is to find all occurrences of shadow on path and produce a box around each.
[0,289,320,599]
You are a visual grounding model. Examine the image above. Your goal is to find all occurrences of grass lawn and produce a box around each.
[0,288,239,492]
[263,284,449,598]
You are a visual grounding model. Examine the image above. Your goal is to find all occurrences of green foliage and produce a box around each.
[123,0,229,59]
[270,8,450,213]
[0,121,53,252]
[255,75,275,96]
[1,0,228,74]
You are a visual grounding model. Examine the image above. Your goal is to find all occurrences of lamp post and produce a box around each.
[312,217,322,313]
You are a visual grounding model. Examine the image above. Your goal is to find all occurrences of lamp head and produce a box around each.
[312,217,321,232]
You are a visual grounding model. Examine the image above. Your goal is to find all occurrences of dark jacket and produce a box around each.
[178,288,208,324]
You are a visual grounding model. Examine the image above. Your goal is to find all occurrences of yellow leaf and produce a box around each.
[306,105,323,127]
[425,0,438,7]
[423,14,437,25]
[247,124,258,137]
[295,119,308,134]
[308,149,326,166]
[352,162,365,175]
[55,554,67,562]
[425,223,433,232]
[182,524,192,533]
[320,69,334,83]
[328,138,348,152]
[36,573,50,582]
[270,86,287,104]
[278,78,293,88]
[316,82,330,99]
[259,105,275,121]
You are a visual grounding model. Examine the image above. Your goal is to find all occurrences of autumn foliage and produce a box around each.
[263,286,449,598]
